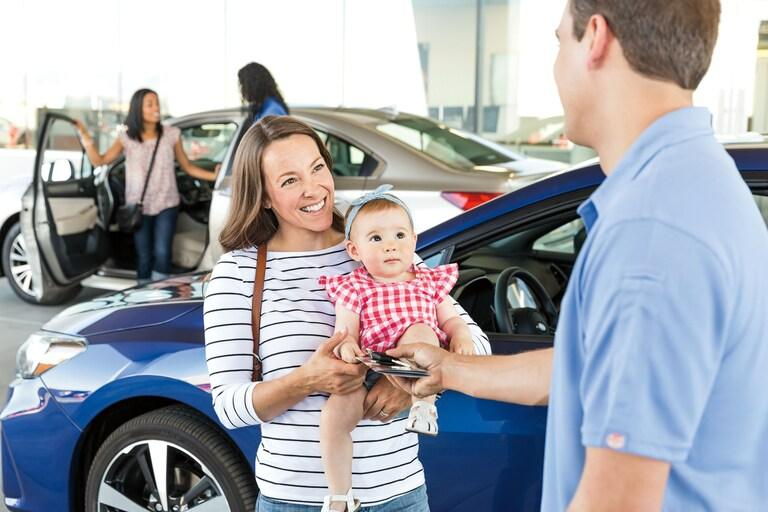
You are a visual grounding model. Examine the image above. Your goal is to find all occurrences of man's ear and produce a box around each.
[586,14,613,70]
[345,239,362,262]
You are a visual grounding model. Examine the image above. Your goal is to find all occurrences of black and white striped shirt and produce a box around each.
[204,242,490,506]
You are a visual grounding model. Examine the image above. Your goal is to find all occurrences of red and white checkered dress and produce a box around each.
[319,264,459,352]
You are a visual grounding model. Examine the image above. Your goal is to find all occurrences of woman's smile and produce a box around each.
[301,198,326,213]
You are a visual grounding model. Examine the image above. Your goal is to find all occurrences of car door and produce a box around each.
[414,191,592,510]
[20,113,108,303]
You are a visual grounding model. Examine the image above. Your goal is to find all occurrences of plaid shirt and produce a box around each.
[320,264,459,352]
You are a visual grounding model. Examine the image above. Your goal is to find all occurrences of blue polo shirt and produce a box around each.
[542,107,768,511]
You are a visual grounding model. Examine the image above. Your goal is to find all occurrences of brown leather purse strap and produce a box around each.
[251,243,267,380]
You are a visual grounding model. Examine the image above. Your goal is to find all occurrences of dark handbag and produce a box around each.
[117,135,161,232]
[116,203,143,232]
[251,243,267,381]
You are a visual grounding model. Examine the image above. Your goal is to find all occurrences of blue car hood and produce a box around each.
[42,274,207,336]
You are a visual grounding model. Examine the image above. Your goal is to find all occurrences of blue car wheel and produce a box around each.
[84,405,257,512]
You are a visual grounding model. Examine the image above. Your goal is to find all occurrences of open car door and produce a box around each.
[19,113,109,304]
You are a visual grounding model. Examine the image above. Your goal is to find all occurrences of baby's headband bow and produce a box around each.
[344,184,413,239]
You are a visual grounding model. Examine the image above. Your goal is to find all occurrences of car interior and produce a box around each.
[99,122,236,275]
[447,214,582,343]
[447,191,768,353]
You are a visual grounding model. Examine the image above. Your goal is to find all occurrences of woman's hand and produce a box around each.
[74,120,93,147]
[303,328,366,395]
[362,374,412,422]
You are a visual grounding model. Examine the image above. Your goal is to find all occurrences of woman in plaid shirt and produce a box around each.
[318,185,474,512]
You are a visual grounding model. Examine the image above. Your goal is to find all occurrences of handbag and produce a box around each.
[115,203,143,233]
[251,243,267,381]
[116,135,162,232]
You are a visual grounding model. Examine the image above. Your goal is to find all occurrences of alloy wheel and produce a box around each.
[97,439,230,512]
[8,230,34,297]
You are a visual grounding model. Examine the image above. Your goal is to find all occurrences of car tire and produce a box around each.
[85,405,257,512]
[1,221,80,305]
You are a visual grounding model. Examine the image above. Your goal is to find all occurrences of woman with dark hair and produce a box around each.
[76,88,218,284]
[204,115,490,511]
[238,62,289,127]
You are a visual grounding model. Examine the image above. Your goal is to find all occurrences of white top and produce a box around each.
[117,124,180,215]
[204,242,490,506]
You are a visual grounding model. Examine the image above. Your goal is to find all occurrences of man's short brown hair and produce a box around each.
[570,0,720,90]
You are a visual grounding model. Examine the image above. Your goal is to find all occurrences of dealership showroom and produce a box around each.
[0,1,767,511]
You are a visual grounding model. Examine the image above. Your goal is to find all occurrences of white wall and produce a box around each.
[0,0,427,129]
[696,0,768,133]
[2,0,768,137]
[414,0,768,136]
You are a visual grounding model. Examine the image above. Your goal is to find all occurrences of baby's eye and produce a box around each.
[396,232,406,239]
[281,177,297,187]
[370,235,382,242]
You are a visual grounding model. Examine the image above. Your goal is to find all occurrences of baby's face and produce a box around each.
[346,206,416,282]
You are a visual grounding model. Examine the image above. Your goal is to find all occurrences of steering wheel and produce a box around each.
[176,172,214,207]
[493,267,558,335]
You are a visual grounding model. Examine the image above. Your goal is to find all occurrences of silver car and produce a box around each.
[2,107,564,305]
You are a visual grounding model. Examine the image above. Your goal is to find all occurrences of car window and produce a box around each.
[421,251,445,269]
[532,218,585,255]
[314,129,378,178]
[42,119,92,182]
[180,123,238,166]
[530,195,768,256]
[375,117,517,171]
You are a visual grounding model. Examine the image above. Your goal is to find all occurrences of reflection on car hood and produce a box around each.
[496,157,567,175]
[43,273,207,335]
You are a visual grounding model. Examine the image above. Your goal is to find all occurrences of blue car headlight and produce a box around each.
[16,331,87,379]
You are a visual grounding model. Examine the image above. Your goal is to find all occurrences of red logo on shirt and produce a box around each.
[605,433,626,450]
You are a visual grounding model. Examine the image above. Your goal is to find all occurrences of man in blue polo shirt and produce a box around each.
[388,0,768,510]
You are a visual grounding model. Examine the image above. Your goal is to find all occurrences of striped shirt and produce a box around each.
[204,242,490,506]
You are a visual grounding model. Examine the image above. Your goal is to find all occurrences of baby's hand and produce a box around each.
[334,339,364,364]
[449,337,475,355]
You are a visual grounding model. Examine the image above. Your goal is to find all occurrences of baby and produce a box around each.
[318,184,474,511]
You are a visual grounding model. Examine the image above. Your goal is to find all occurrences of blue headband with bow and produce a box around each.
[344,184,413,239]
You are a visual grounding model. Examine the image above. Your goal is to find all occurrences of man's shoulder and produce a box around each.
[615,135,740,223]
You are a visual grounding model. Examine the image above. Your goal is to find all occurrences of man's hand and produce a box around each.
[385,343,453,398]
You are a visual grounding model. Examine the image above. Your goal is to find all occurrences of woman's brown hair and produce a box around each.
[218,115,344,252]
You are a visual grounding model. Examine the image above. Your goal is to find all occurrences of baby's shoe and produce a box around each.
[405,400,438,436]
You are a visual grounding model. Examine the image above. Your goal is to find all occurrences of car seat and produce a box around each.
[454,269,495,332]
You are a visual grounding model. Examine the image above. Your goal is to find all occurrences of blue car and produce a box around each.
[3,141,767,511]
